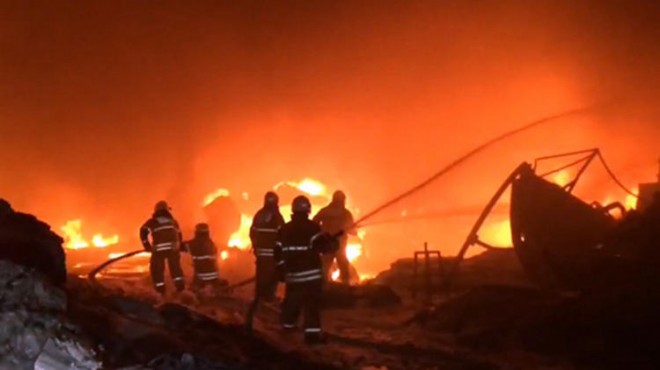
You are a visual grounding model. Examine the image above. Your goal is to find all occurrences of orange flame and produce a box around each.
[275,178,328,197]
[61,219,119,250]
[227,214,253,249]
[551,170,571,188]
[202,188,230,207]
[625,188,638,210]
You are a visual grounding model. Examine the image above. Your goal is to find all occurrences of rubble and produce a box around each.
[35,337,101,370]
[66,278,340,370]
[0,261,101,370]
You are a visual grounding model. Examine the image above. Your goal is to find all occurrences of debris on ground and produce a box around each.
[375,249,531,297]
[323,281,402,309]
[409,284,660,369]
[66,278,340,370]
[0,261,101,370]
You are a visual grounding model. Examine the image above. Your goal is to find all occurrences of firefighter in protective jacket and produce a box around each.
[313,190,356,284]
[183,223,223,289]
[250,191,285,300]
[140,201,185,294]
[275,195,340,345]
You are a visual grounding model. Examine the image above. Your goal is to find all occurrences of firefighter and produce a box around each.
[140,201,185,295]
[313,190,356,284]
[183,223,224,290]
[275,195,339,345]
[250,191,285,300]
[245,192,285,330]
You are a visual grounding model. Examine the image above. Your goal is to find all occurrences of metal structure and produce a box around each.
[412,242,444,303]
[445,148,650,291]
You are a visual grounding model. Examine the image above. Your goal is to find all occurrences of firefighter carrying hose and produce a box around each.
[313,190,356,284]
[183,223,225,290]
[275,195,340,345]
[140,201,185,295]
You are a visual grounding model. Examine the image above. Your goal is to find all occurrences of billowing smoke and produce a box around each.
[0,1,658,272]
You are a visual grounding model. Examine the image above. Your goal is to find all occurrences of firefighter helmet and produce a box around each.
[154,200,171,213]
[195,223,210,233]
[292,195,311,214]
[332,190,346,206]
[264,191,279,206]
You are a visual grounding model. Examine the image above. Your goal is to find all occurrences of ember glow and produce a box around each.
[281,178,327,197]
[625,189,639,210]
[481,220,513,247]
[61,220,119,250]
[203,188,230,207]
[552,170,571,188]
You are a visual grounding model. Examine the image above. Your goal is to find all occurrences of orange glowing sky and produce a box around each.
[0,1,658,273]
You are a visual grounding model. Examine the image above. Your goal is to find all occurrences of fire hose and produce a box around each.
[350,102,608,229]
[88,249,256,291]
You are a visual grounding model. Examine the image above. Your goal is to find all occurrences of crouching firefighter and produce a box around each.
[140,201,185,295]
[183,223,225,289]
[245,192,286,330]
[274,195,340,345]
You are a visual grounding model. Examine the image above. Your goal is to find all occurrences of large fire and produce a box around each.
[204,178,369,281]
[62,168,641,282]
